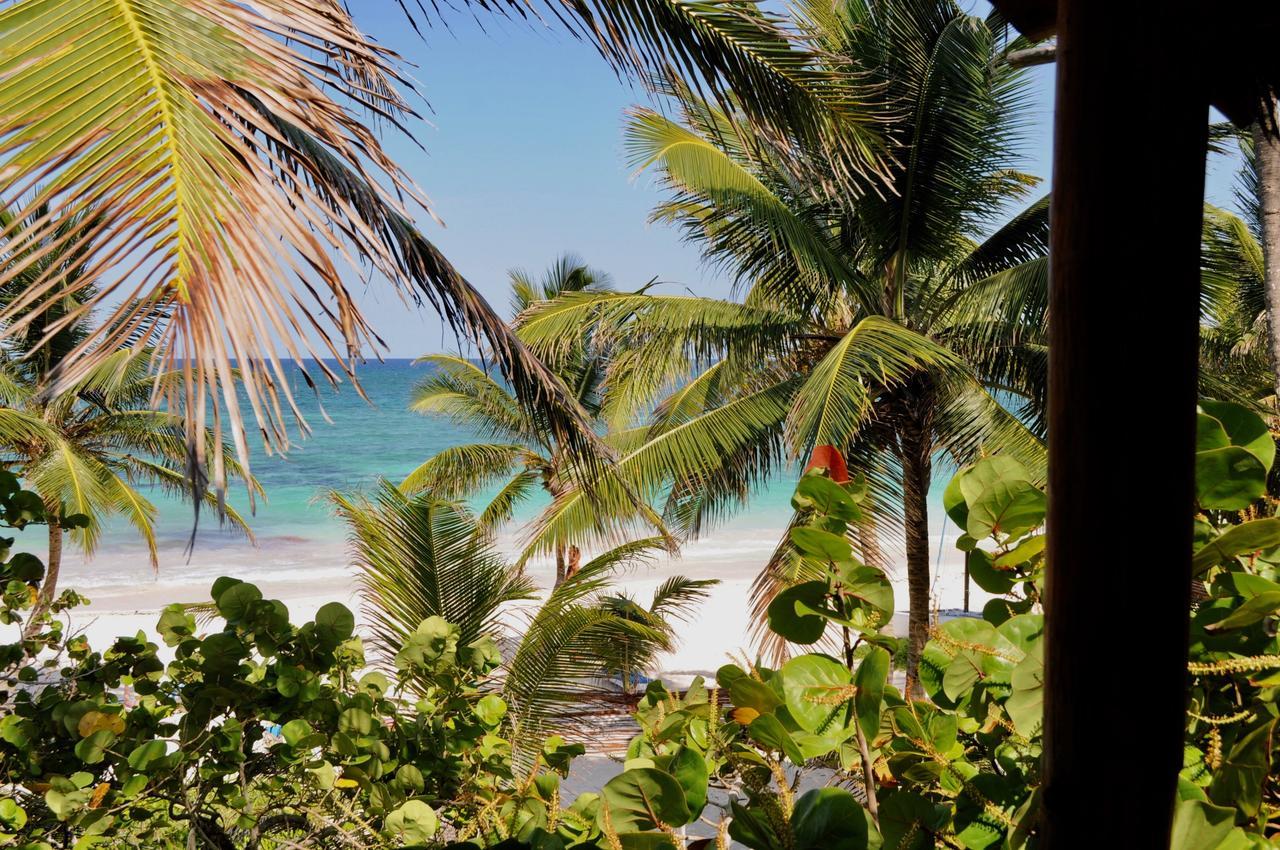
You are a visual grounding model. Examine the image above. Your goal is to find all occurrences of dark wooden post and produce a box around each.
[1043,3,1207,846]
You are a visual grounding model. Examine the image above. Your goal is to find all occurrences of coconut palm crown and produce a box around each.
[402,256,670,583]
[516,0,1052,692]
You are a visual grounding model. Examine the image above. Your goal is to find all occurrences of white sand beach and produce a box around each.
[51,518,991,683]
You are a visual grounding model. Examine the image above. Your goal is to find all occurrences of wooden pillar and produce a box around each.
[1043,3,1207,847]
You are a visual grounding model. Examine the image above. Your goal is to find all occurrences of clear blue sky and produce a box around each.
[346,2,1242,357]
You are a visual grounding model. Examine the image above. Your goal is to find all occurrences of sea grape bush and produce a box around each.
[0,553,582,847]
[3,399,1280,848]
[1179,401,1280,847]
[443,400,1280,850]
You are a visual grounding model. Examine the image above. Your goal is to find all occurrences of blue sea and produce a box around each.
[61,359,952,602]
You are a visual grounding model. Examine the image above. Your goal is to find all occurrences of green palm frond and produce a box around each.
[510,254,613,315]
[578,536,670,574]
[400,443,541,498]
[786,316,963,452]
[521,378,799,559]
[477,470,544,533]
[1202,205,1265,324]
[931,381,1046,482]
[0,406,59,446]
[100,475,159,570]
[409,356,534,445]
[334,483,537,657]
[118,456,256,541]
[593,575,718,690]
[648,575,719,622]
[500,559,633,750]
[521,291,804,368]
[24,439,116,552]
[626,107,875,310]
[848,7,1035,274]
[948,194,1050,283]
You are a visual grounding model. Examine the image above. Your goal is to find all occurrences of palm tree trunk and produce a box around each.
[899,421,932,700]
[41,516,62,606]
[1254,116,1280,397]
[554,543,566,586]
[23,517,61,640]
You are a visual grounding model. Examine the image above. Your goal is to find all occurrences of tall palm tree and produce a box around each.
[1200,131,1280,405]
[0,0,892,493]
[1252,102,1280,397]
[402,256,668,583]
[0,203,258,609]
[331,483,709,757]
[517,0,1051,694]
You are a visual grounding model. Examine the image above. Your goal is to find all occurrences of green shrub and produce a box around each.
[5,399,1279,848]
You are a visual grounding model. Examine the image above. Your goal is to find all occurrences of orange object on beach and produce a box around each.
[804,445,850,483]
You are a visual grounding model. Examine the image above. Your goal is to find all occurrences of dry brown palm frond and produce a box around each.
[0,0,431,494]
[0,0,618,500]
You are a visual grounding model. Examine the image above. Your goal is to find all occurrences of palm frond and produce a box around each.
[477,469,544,533]
[117,455,256,541]
[786,315,962,452]
[334,483,537,659]
[648,575,718,622]
[501,558,636,753]
[399,442,540,498]
[408,356,534,445]
[626,107,875,309]
[0,406,59,446]
[949,193,1050,282]
[521,378,799,559]
[931,380,1046,482]
[0,0,426,483]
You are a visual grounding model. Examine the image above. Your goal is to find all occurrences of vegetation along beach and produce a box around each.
[0,0,1278,848]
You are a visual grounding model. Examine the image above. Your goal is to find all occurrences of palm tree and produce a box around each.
[1201,131,1280,405]
[0,204,258,610]
[594,576,717,693]
[402,256,668,583]
[331,483,711,756]
[517,0,1051,694]
[1251,103,1280,397]
[0,0,893,493]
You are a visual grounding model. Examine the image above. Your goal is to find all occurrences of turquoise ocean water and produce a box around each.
[63,359,949,596]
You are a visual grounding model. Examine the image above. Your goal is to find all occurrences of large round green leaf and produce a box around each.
[729,676,783,715]
[747,713,806,765]
[853,646,890,742]
[789,787,880,850]
[779,654,854,736]
[965,479,1045,540]
[599,768,691,831]
[215,582,262,623]
[383,800,438,846]
[792,475,861,521]
[879,791,948,850]
[314,602,356,647]
[1169,798,1238,850]
[1006,639,1044,738]
[656,746,708,818]
[1192,518,1280,575]
[1199,400,1275,470]
[767,582,829,644]
[790,527,853,562]
[957,456,1031,505]
[966,549,1015,595]
[1196,446,1267,510]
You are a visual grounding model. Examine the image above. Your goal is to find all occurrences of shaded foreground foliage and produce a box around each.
[1,401,1279,848]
